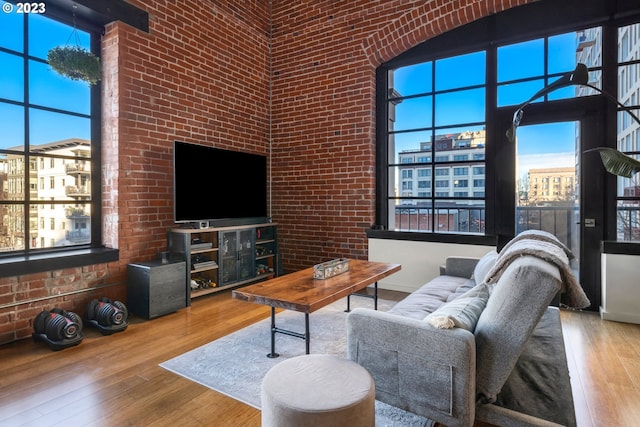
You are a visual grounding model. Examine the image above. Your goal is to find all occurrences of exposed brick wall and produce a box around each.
[269,0,530,272]
[0,266,124,344]
[108,0,271,266]
[1,0,529,344]
[0,0,271,344]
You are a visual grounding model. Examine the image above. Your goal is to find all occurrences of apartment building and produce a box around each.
[1,138,91,251]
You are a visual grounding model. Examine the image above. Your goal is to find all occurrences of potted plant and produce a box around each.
[47,45,101,85]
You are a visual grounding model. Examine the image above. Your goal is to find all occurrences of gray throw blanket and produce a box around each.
[501,229,575,260]
[484,238,590,309]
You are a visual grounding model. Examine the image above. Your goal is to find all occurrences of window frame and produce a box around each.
[0,4,117,277]
[384,50,489,237]
[370,0,640,247]
[614,23,640,241]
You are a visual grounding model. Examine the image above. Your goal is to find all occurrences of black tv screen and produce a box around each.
[173,141,268,224]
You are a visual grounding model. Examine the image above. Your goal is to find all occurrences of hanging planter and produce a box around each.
[47,45,101,85]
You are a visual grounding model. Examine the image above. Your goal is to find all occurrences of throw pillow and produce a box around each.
[472,250,499,284]
[424,283,490,332]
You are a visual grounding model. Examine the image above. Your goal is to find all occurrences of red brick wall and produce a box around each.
[0,0,271,344]
[106,0,271,266]
[1,0,529,344]
[269,0,530,271]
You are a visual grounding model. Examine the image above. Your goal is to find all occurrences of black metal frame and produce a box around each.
[0,1,149,277]
[266,284,379,358]
[375,0,640,247]
[267,307,309,358]
[0,10,102,260]
[374,0,640,310]
[345,281,378,312]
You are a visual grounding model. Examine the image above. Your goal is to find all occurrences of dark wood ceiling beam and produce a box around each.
[67,0,149,32]
[7,0,149,33]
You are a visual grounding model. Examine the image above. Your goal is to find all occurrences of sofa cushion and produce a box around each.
[388,275,474,320]
[474,255,562,403]
[443,256,481,278]
[424,283,490,331]
[472,250,499,284]
[486,307,577,427]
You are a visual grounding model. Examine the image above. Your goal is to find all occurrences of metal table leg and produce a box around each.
[267,306,279,358]
[267,307,311,357]
[304,313,310,354]
[346,281,378,312]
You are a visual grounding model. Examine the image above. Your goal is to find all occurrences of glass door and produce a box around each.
[497,100,605,310]
[237,229,255,282]
[219,228,256,286]
[220,230,238,285]
[515,121,581,277]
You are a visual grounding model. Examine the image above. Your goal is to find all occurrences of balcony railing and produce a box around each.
[396,204,640,244]
[617,205,640,240]
[394,205,485,234]
[65,185,90,197]
[65,207,89,218]
[65,163,90,174]
[515,206,577,248]
[66,230,91,243]
[394,205,580,246]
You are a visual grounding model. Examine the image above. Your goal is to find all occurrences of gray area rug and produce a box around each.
[160,296,434,426]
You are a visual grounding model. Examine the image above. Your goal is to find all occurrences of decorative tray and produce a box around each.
[313,258,350,280]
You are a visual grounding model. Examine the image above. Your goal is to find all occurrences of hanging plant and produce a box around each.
[47,46,101,85]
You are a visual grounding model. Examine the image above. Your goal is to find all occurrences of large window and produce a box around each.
[383,29,600,235]
[387,51,487,234]
[615,23,640,241]
[0,2,99,255]
[379,7,640,242]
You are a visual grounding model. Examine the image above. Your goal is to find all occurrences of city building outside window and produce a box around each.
[386,50,487,234]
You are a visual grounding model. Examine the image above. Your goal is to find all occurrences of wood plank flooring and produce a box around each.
[0,289,639,426]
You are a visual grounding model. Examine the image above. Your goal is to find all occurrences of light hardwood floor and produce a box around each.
[1,289,639,426]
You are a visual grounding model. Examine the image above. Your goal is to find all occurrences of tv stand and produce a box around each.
[168,222,278,304]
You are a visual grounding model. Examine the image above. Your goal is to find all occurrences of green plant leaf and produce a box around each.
[586,147,640,178]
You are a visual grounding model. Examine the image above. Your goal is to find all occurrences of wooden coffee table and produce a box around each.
[232,259,401,358]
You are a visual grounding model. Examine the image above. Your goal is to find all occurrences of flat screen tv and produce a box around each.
[173,141,268,226]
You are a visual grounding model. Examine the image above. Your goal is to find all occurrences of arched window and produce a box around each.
[375,1,640,243]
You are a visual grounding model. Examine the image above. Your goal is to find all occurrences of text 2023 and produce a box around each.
[16,2,46,14]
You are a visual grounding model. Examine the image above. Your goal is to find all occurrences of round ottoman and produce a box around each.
[261,354,375,427]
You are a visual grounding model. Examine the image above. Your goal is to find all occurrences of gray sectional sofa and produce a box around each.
[346,231,589,427]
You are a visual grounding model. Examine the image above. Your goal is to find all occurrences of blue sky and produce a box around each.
[391,30,581,171]
[0,5,91,150]
[517,122,576,175]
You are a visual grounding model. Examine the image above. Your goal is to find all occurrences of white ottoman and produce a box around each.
[261,354,375,427]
